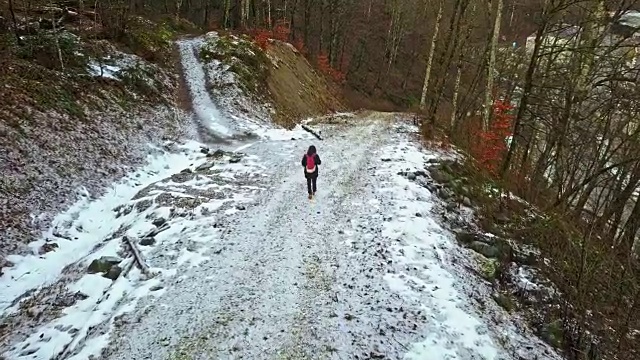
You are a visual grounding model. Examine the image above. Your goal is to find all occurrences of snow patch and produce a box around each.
[1,141,206,313]
[374,132,562,360]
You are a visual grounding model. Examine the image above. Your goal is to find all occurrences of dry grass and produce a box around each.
[264,41,345,128]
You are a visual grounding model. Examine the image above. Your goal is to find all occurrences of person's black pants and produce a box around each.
[306,175,317,195]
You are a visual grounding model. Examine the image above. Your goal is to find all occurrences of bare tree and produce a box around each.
[482,0,502,131]
[419,0,443,111]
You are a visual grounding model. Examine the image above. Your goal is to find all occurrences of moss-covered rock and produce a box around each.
[493,292,516,312]
[479,258,499,281]
[541,319,564,348]
[87,256,122,274]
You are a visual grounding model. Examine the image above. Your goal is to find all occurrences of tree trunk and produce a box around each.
[289,0,298,40]
[50,3,65,71]
[482,0,503,131]
[450,62,462,132]
[8,0,22,45]
[303,0,311,48]
[419,0,443,111]
[427,0,468,124]
[224,0,231,28]
[500,4,548,177]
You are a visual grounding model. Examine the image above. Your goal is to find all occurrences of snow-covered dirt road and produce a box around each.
[96,115,559,360]
[1,114,561,360]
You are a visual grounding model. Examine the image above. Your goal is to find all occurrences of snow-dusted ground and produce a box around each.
[98,117,557,360]
[1,33,563,360]
[1,117,563,360]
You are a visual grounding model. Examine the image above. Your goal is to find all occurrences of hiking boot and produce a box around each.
[308,194,313,200]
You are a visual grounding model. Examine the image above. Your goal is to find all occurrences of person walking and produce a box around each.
[301,145,321,199]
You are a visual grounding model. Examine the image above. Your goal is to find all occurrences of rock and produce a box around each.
[469,241,500,258]
[180,168,193,174]
[415,212,423,217]
[462,197,472,207]
[381,158,392,162]
[146,223,170,238]
[104,265,123,280]
[437,188,451,200]
[493,292,515,312]
[479,258,498,281]
[38,242,59,255]
[540,320,564,348]
[445,201,458,212]
[455,231,477,244]
[54,292,86,307]
[415,177,430,188]
[449,179,464,193]
[430,168,451,184]
[414,170,428,177]
[139,237,156,246]
[0,255,14,270]
[152,217,166,227]
[87,256,122,274]
[514,250,537,266]
[134,199,153,213]
[211,149,226,158]
[19,348,38,356]
[26,306,44,318]
[229,155,242,163]
[236,205,246,211]
[407,172,417,181]
[199,146,210,154]
[195,162,214,172]
[150,284,164,291]
[494,212,511,224]
[0,258,12,275]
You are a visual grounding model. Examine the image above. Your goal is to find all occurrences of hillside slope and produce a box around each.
[190,32,344,131]
[0,13,196,262]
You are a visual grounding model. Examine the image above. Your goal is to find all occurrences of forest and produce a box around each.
[2,0,640,358]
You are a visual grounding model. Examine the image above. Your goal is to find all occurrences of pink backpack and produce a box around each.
[305,154,316,172]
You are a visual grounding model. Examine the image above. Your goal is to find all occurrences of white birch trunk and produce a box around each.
[482,0,503,131]
[419,0,443,111]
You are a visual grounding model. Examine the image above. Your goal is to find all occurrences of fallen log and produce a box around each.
[123,236,153,278]
[302,124,323,140]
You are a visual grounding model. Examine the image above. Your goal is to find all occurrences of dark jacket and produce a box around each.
[302,153,321,178]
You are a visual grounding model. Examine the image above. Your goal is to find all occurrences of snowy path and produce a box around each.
[100,118,540,360]
[178,38,237,138]
[1,116,559,360]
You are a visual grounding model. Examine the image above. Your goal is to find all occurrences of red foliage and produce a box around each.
[472,100,514,176]
[273,19,291,42]
[316,52,346,84]
[254,29,271,50]
[251,19,291,50]
[293,38,306,54]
